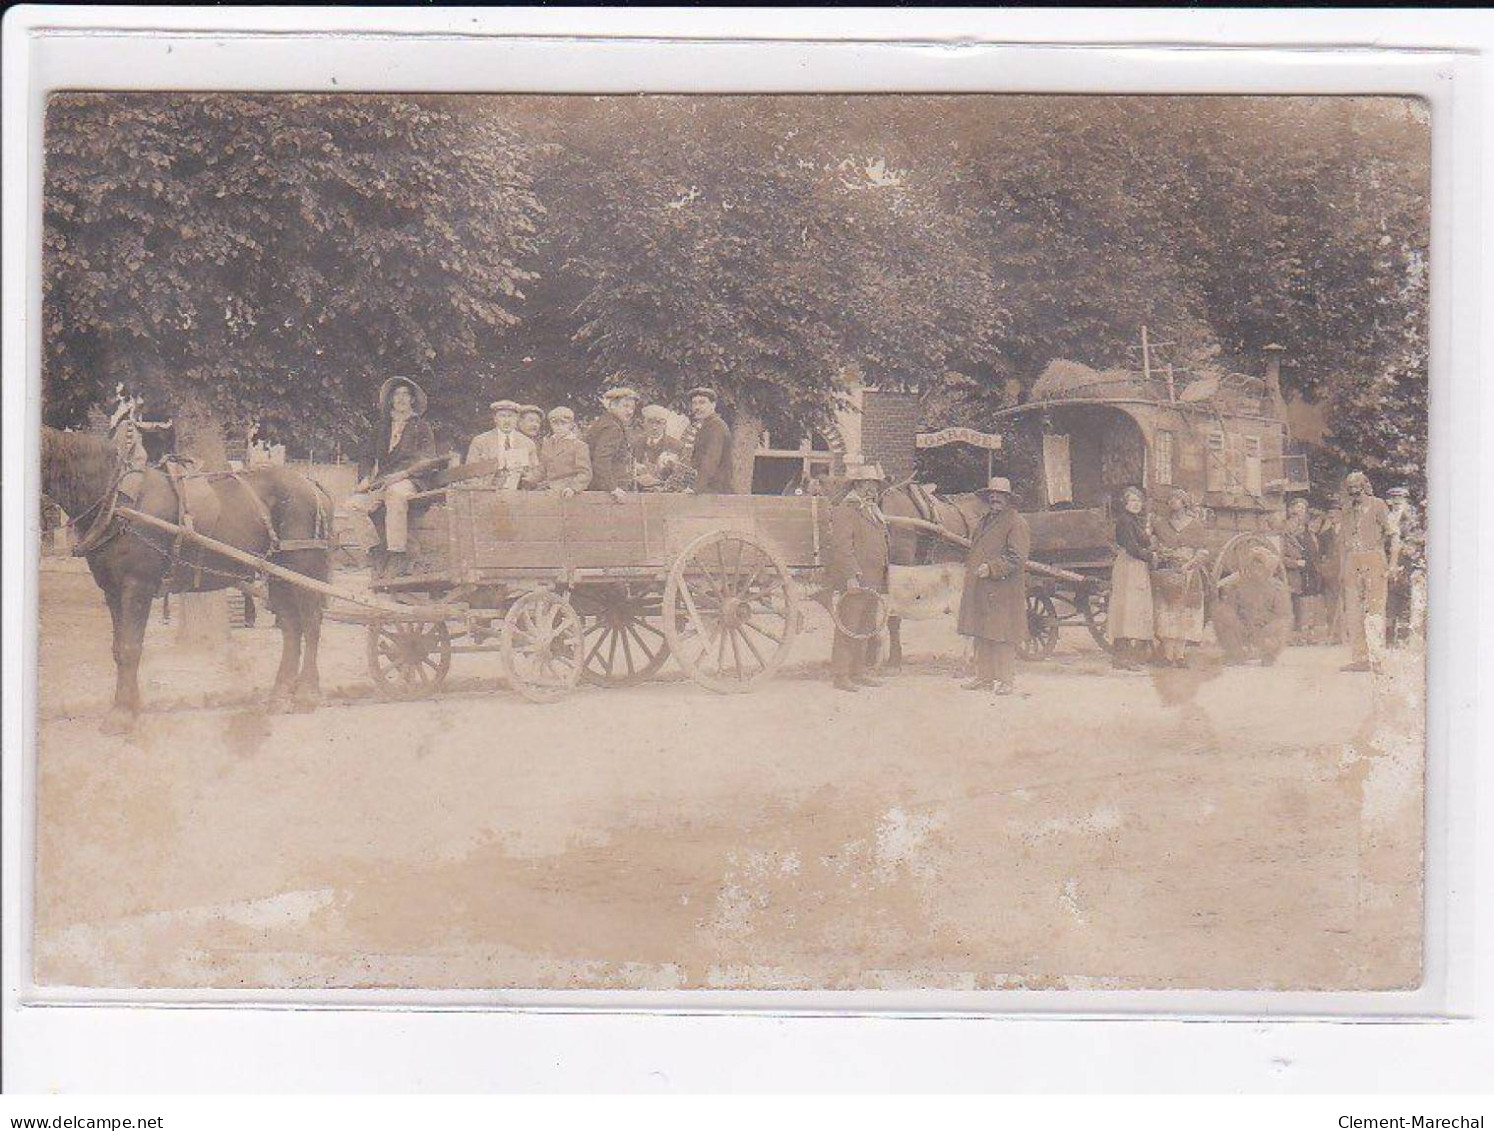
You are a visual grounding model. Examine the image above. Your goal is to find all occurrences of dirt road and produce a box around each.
[32,561,1424,991]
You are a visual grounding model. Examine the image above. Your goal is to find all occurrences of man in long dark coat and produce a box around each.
[824,463,890,693]
[686,386,734,494]
[585,386,641,499]
[956,477,1031,695]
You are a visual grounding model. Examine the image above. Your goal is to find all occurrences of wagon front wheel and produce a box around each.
[501,590,583,704]
[366,619,452,699]
[1019,592,1059,661]
[663,530,799,694]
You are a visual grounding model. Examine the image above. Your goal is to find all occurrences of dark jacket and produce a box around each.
[689,413,734,494]
[361,415,438,487]
[585,413,635,492]
[1113,510,1156,566]
[824,495,890,594]
[957,506,1031,643]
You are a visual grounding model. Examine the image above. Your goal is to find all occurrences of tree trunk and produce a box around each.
[731,409,764,495]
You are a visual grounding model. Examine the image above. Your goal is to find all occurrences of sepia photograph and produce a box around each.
[31,91,1430,995]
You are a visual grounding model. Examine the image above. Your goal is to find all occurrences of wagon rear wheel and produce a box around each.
[573,584,671,687]
[501,590,583,704]
[663,530,799,694]
[1019,592,1059,661]
[1082,587,1113,653]
[366,619,452,699]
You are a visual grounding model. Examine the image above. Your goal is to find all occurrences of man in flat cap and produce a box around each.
[350,376,439,578]
[685,386,734,495]
[956,477,1031,695]
[466,398,537,489]
[587,386,641,501]
[524,406,592,496]
[634,404,684,491]
[1336,469,1398,671]
[825,462,891,693]
[518,404,545,449]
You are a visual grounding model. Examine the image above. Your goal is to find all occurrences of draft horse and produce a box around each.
[41,426,331,734]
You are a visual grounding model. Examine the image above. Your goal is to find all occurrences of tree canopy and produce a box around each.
[42,93,1428,495]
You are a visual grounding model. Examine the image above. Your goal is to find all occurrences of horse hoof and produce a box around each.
[99,709,136,736]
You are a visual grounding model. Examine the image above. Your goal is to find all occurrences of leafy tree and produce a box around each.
[42,93,543,452]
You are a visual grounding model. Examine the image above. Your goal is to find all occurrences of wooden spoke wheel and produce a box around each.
[1019,591,1060,661]
[501,590,583,704]
[1082,587,1113,653]
[662,529,799,694]
[366,619,452,699]
[573,584,671,688]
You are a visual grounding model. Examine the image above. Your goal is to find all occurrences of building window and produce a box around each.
[1154,429,1175,487]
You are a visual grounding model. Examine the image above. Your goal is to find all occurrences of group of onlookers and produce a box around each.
[348,376,737,576]
[1107,474,1423,673]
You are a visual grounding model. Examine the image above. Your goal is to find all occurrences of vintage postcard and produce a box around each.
[33,93,1428,993]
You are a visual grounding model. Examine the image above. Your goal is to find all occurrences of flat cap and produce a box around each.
[547,406,576,423]
[490,399,522,413]
[687,386,718,402]
[519,404,544,417]
[602,386,642,403]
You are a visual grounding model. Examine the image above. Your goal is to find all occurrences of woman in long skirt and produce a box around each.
[1151,487,1210,667]
[1108,486,1156,671]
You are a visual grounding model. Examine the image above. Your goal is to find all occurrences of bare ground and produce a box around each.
[31,559,1424,991]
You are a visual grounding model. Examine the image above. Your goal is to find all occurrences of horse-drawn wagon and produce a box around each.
[356,488,829,702]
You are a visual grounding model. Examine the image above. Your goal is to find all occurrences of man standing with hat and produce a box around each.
[685,387,734,495]
[350,376,439,578]
[825,462,890,693]
[524,406,592,496]
[466,399,537,489]
[1336,469,1399,671]
[957,477,1031,695]
[587,386,641,500]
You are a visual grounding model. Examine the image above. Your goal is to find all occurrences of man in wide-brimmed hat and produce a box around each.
[523,406,592,496]
[466,398,537,489]
[956,476,1031,695]
[825,461,890,693]
[1336,469,1398,671]
[586,386,642,500]
[351,376,439,578]
[685,386,734,495]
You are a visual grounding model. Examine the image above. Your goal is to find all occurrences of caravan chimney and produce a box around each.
[1262,343,1286,401]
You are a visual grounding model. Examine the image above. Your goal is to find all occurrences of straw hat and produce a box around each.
[378,376,427,416]
[977,476,1014,498]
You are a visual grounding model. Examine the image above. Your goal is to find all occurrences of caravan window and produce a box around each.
[1154,429,1175,487]
[1043,433,1073,505]
[1243,435,1263,496]
[1205,429,1228,493]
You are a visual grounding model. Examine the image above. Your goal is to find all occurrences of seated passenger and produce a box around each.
[466,399,537,489]
[634,404,683,491]
[524,406,592,496]
[518,404,545,446]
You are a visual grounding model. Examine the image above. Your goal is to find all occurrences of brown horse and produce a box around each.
[878,481,987,668]
[41,426,330,733]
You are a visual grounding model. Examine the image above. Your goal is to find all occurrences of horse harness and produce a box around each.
[72,458,331,591]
